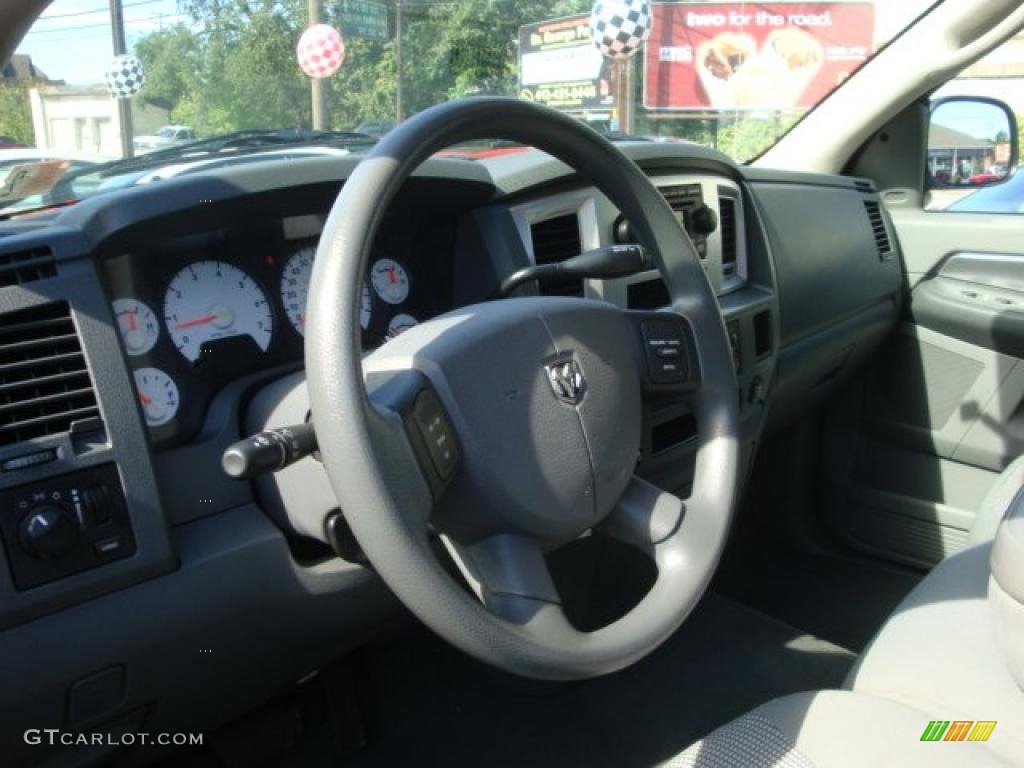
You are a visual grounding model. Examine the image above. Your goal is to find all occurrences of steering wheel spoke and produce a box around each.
[599,476,685,553]
[441,533,578,636]
[365,368,461,508]
[625,311,702,396]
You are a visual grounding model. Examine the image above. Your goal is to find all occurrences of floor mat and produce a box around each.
[713,547,921,653]
[338,592,855,768]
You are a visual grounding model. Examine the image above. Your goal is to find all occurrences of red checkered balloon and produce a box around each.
[296,24,345,79]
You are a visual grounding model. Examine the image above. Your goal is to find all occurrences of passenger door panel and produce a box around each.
[823,209,1024,568]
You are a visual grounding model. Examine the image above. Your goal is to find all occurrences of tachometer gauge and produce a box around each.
[133,367,179,428]
[387,313,418,339]
[164,261,273,362]
[280,247,373,335]
[370,258,410,305]
[112,298,159,356]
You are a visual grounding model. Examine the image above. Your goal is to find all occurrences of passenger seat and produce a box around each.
[667,457,1024,766]
[844,457,1024,765]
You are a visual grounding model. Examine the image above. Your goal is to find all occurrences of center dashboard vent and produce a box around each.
[530,213,583,297]
[718,195,738,276]
[660,184,706,259]
[0,302,101,447]
[0,247,56,288]
[863,200,893,259]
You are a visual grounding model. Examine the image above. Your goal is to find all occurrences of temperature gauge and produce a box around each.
[370,258,410,305]
[113,298,159,356]
[133,367,179,428]
[387,313,418,339]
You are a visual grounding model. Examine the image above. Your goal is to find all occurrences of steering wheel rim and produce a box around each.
[306,97,740,680]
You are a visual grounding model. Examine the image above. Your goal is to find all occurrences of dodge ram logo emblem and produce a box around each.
[545,357,585,405]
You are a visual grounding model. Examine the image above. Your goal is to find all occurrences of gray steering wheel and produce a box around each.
[306,98,740,680]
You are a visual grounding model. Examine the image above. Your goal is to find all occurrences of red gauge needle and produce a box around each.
[175,314,218,330]
[388,267,397,285]
[128,308,137,331]
[138,391,152,406]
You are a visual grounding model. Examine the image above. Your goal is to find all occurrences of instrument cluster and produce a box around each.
[102,214,450,446]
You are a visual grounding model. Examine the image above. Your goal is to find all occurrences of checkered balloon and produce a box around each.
[105,54,146,98]
[591,0,652,59]
[297,24,345,79]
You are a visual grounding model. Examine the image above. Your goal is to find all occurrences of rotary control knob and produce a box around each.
[19,505,79,559]
[690,204,718,236]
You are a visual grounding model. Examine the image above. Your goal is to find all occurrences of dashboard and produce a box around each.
[0,144,903,763]
[100,209,457,445]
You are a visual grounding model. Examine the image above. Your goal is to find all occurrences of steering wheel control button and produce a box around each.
[642,319,690,385]
[0,464,136,590]
[19,506,79,559]
[412,389,459,481]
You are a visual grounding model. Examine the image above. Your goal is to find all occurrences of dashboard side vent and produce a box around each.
[0,247,56,288]
[864,200,892,259]
[854,179,874,193]
[530,213,583,297]
[0,302,101,447]
[719,196,738,276]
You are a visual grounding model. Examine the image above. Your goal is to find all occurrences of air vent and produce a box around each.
[0,247,56,288]
[719,196,738,275]
[660,184,706,258]
[530,213,583,297]
[0,302,101,447]
[864,200,892,259]
[854,179,874,193]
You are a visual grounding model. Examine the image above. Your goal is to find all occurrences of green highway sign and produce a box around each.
[339,0,389,41]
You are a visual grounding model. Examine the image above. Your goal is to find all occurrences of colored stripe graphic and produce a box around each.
[968,722,997,742]
[921,720,997,742]
[944,721,973,741]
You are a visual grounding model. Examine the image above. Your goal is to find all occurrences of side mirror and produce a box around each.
[928,96,1017,190]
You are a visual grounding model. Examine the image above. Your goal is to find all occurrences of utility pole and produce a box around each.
[395,0,403,123]
[109,0,134,158]
[308,0,327,130]
[612,58,634,134]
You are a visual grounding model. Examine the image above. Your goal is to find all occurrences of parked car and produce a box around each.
[0,134,25,149]
[132,125,197,153]
[949,166,1024,212]
[354,119,395,138]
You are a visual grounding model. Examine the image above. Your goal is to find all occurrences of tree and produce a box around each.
[0,86,34,145]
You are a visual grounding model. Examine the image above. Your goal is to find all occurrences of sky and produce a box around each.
[16,0,190,85]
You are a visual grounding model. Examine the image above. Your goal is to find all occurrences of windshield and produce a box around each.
[1,0,936,217]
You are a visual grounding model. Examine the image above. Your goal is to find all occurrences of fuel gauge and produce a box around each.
[113,298,159,356]
[133,367,180,428]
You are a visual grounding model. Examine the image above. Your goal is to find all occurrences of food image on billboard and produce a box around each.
[644,3,875,111]
[519,15,614,111]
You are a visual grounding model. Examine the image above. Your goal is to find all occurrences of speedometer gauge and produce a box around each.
[370,258,410,305]
[280,246,373,335]
[164,261,273,362]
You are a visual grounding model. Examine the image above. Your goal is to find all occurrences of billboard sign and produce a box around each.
[518,15,614,112]
[339,0,389,41]
[644,3,875,111]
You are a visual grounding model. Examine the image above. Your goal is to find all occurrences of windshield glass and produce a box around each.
[2,0,936,216]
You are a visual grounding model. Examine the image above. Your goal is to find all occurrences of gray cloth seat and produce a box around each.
[670,457,1024,766]
[663,690,1009,767]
